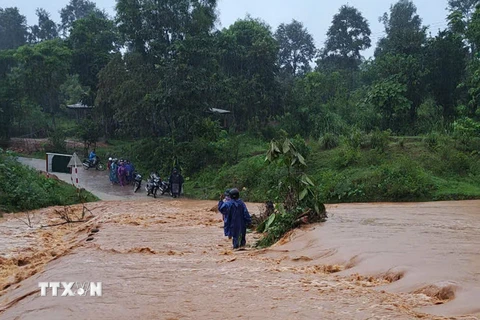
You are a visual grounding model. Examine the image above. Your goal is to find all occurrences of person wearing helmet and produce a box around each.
[218,189,232,237]
[88,149,97,166]
[220,188,251,249]
[109,158,118,185]
[107,157,113,171]
[169,168,184,198]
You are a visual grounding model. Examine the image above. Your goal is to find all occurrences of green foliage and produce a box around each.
[258,137,326,246]
[365,79,411,132]
[376,0,427,57]
[0,149,97,212]
[77,119,101,156]
[46,128,67,153]
[369,129,391,152]
[275,19,316,76]
[320,5,372,71]
[257,207,297,247]
[29,8,59,43]
[0,7,28,50]
[319,133,340,150]
[335,146,361,168]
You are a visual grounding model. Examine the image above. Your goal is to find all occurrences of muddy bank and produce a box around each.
[0,199,479,319]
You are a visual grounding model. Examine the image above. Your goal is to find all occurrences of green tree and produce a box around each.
[320,5,371,71]
[448,0,479,21]
[275,19,316,77]
[365,79,411,132]
[29,8,58,43]
[14,39,72,128]
[68,13,119,106]
[0,7,28,50]
[426,30,468,119]
[375,0,427,57]
[0,50,18,140]
[218,17,279,130]
[60,0,105,35]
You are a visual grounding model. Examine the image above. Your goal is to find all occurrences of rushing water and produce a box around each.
[1,158,479,319]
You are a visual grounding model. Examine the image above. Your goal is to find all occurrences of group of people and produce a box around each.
[218,188,252,249]
[107,158,136,186]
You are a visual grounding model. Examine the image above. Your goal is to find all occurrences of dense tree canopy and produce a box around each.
[0,7,28,50]
[275,19,316,77]
[376,0,426,57]
[1,0,480,146]
[320,5,371,71]
[29,9,58,43]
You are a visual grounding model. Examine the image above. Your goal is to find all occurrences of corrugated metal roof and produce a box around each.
[208,107,231,114]
[66,102,93,109]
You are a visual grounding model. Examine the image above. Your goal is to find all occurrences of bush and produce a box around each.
[439,147,471,176]
[257,209,297,247]
[319,133,339,150]
[369,129,391,152]
[46,128,67,153]
[453,117,480,151]
[423,132,447,151]
[0,150,97,212]
[371,162,436,200]
[335,146,360,168]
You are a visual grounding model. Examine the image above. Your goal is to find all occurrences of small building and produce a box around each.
[66,102,93,122]
[206,107,232,128]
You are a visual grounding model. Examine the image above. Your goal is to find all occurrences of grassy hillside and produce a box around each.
[80,133,480,204]
[9,132,480,205]
[0,149,98,213]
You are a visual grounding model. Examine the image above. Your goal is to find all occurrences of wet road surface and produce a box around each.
[17,157,157,201]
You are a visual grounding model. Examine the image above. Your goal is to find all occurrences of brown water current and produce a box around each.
[1,157,479,319]
[0,198,479,319]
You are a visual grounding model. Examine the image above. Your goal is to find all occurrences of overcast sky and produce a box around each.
[2,0,450,57]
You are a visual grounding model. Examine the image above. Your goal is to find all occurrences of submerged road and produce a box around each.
[0,157,478,319]
[17,157,157,201]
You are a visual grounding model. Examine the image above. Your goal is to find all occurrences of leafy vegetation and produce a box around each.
[0,149,97,213]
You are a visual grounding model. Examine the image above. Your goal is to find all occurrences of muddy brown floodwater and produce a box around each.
[1,158,479,319]
[1,198,479,320]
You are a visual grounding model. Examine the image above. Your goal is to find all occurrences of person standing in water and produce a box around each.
[220,188,251,249]
[218,189,232,237]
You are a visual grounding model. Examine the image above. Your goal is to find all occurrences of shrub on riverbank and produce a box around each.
[0,149,97,213]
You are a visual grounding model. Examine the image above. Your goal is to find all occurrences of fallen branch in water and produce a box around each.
[14,211,35,228]
[40,220,88,228]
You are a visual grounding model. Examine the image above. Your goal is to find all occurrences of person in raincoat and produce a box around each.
[117,160,127,186]
[109,159,118,184]
[169,168,184,198]
[220,188,251,249]
[89,149,97,166]
[218,189,232,237]
[124,160,133,184]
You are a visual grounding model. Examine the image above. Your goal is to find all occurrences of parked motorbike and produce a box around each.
[82,156,105,171]
[145,174,161,198]
[133,172,142,193]
[159,180,170,196]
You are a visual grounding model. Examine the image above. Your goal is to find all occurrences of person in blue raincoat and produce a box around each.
[218,189,232,237]
[219,188,251,249]
[89,149,97,166]
[109,159,119,184]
